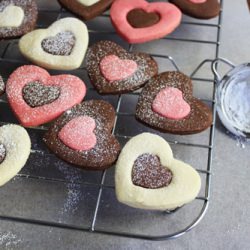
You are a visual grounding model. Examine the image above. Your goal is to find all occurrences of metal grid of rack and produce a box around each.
[0,0,223,240]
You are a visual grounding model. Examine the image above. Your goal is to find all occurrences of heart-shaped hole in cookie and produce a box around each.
[58,116,97,151]
[0,5,24,28]
[0,144,6,164]
[132,153,172,189]
[22,81,61,108]
[127,8,160,28]
[100,55,138,82]
[152,87,191,120]
[41,31,76,56]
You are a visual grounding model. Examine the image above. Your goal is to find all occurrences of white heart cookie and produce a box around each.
[0,124,31,187]
[115,133,201,210]
[19,17,89,70]
[77,0,100,6]
[0,5,24,28]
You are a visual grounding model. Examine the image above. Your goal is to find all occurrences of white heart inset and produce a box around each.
[77,0,100,6]
[115,133,201,210]
[0,5,24,28]
[0,124,31,187]
[19,17,89,70]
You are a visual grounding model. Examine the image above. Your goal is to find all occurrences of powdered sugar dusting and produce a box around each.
[86,40,158,94]
[41,31,76,56]
[0,144,6,163]
[0,75,5,94]
[132,153,172,189]
[59,116,97,151]
[0,231,22,248]
[100,55,138,82]
[152,86,191,120]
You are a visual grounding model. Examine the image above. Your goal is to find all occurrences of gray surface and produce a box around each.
[0,0,250,249]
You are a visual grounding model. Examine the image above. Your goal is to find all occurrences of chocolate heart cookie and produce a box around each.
[44,100,121,170]
[169,0,220,19]
[19,18,89,70]
[86,40,158,94]
[6,65,86,127]
[136,71,213,134]
[0,0,38,39]
[57,0,113,20]
[0,124,31,187]
[115,133,201,210]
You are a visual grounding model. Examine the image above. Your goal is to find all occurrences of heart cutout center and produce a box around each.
[22,81,61,108]
[100,55,138,82]
[0,5,24,28]
[132,153,172,189]
[41,31,76,56]
[0,144,6,164]
[127,8,160,28]
[152,87,191,120]
[59,116,97,151]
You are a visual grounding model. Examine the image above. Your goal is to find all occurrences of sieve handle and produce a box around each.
[211,58,235,82]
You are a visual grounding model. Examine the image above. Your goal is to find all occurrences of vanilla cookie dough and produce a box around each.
[19,17,89,70]
[115,133,201,210]
[0,124,31,187]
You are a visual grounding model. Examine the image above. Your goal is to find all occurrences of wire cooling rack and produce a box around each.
[0,0,223,241]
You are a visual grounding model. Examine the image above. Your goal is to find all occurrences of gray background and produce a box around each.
[0,0,250,249]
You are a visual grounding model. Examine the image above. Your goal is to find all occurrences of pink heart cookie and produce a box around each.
[110,0,182,44]
[100,55,138,82]
[152,87,191,120]
[59,116,96,151]
[6,65,86,127]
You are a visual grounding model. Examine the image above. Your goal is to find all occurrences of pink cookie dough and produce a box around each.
[110,0,182,44]
[152,87,191,120]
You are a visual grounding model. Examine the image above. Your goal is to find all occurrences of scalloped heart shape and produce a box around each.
[115,133,201,210]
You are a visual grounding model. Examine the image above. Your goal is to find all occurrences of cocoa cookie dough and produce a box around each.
[135,71,213,134]
[0,0,38,39]
[57,0,113,20]
[44,100,121,170]
[86,40,158,94]
[169,0,220,19]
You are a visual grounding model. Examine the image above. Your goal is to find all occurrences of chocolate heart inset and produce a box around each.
[41,31,76,56]
[22,81,61,108]
[0,144,6,164]
[127,9,160,28]
[132,153,172,189]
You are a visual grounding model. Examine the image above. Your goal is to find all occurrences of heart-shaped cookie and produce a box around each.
[19,17,89,70]
[136,71,213,134]
[115,133,201,210]
[110,0,182,44]
[86,40,158,94]
[169,0,220,19]
[57,0,113,20]
[6,65,86,127]
[0,0,38,39]
[0,124,31,187]
[44,100,121,170]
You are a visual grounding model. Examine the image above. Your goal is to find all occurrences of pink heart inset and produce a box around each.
[59,116,96,151]
[100,55,138,82]
[152,87,191,120]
